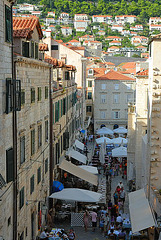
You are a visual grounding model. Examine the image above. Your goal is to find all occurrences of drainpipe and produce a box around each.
[49,66,53,210]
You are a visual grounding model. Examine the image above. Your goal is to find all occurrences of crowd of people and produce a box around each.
[81,180,129,239]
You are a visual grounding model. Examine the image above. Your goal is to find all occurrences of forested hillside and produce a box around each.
[17,0,161,22]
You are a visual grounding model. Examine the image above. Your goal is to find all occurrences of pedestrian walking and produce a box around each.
[120,187,126,205]
[91,210,97,232]
[104,212,110,236]
[113,190,119,205]
[99,212,104,233]
[83,210,89,232]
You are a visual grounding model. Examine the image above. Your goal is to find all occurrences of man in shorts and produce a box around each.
[91,210,97,232]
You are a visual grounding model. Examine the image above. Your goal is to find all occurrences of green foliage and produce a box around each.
[17,0,161,25]
[132,53,141,58]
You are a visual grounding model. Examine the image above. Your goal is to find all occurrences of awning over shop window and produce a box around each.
[129,189,156,233]
[75,139,84,151]
[66,149,87,164]
[59,159,98,186]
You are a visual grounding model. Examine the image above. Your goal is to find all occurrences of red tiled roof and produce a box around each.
[69,39,79,42]
[106,36,121,39]
[13,28,32,39]
[96,70,135,81]
[39,43,48,51]
[109,46,119,49]
[13,17,43,39]
[110,40,121,43]
[137,69,149,76]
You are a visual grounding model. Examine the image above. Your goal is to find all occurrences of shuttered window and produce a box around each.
[21,90,25,106]
[55,101,59,122]
[22,41,29,58]
[19,187,24,209]
[31,41,34,58]
[31,88,35,103]
[45,120,48,142]
[6,79,12,114]
[37,167,41,184]
[61,99,63,117]
[31,129,35,156]
[63,98,66,115]
[35,43,39,59]
[30,175,34,194]
[38,125,42,149]
[5,5,12,43]
[45,158,48,173]
[20,136,25,164]
[45,86,48,99]
[63,132,69,150]
[38,87,41,101]
[6,148,14,183]
[65,71,70,80]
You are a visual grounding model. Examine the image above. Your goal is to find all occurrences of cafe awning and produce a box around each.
[49,188,102,202]
[66,149,87,164]
[129,189,156,233]
[59,159,98,186]
[75,139,84,151]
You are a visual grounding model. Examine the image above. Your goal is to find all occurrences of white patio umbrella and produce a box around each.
[111,137,128,145]
[113,127,128,134]
[96,127,113,136]
[112,146,127,157]
[49,188,102,202]
[78,165,98,175]
[96,137,112,145]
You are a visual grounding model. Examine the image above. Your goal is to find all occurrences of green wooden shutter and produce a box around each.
[22,41,29,58]
[61,99,63,117]
[5,5,12,43]
[55,102,57,122]
[67,96,68,111]
[31,41,34,58]
[6,148,14,183]
[58,100,60,120]
[53,104,55,124]
[35,43,39,59]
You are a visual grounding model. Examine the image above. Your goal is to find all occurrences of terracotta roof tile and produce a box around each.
[137,69,149,76]
[39,43,48,51]
[95,70,135,81]
[13,28,32,39]
[13,17,43,39]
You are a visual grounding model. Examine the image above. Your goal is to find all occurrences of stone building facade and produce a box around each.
[127,69,149,188]
[0,1,15,239]
[94,70,136,132]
